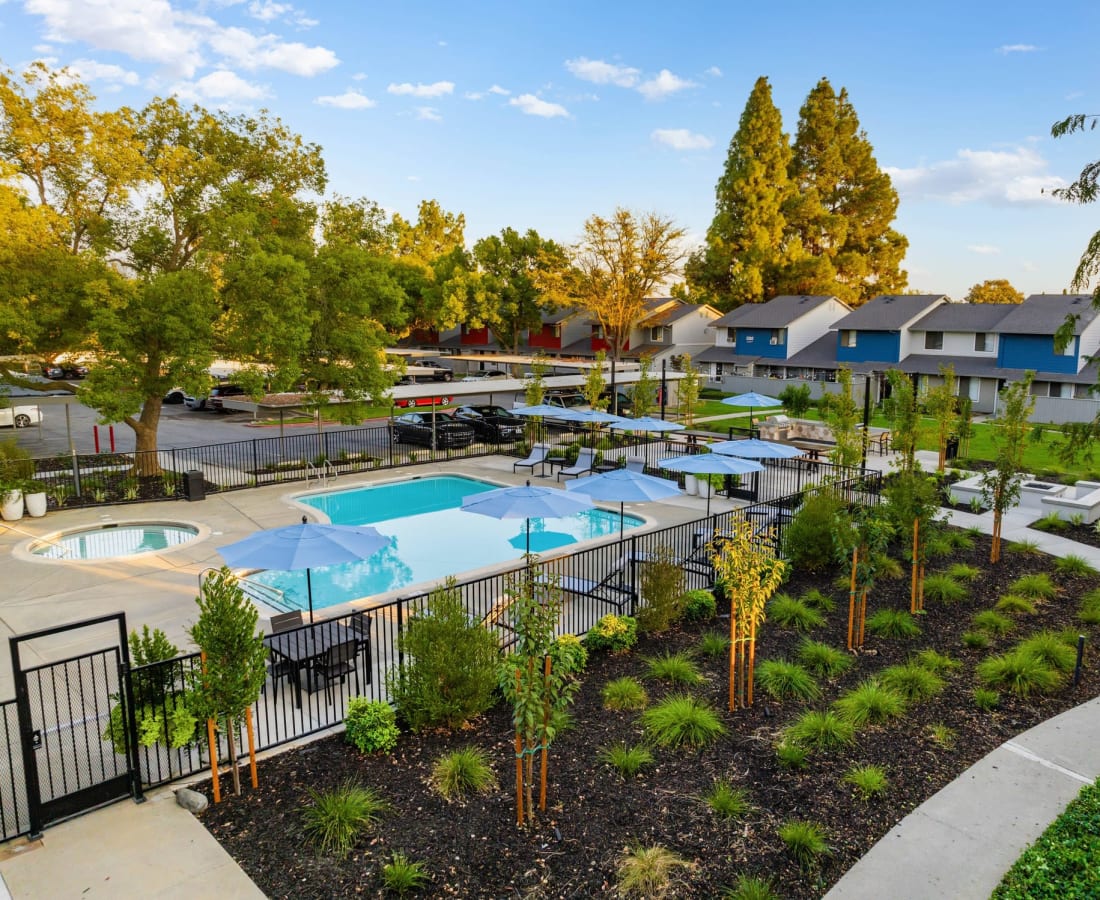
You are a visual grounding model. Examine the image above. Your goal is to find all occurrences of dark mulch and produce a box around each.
[198,531,1100,899]
[1030,519,1100,553]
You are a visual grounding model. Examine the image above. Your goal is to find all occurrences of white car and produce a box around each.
[0,405,42,428]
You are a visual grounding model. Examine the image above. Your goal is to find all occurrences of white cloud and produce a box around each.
[387,80,454,98]
[998,43,1040,54]
[967,244,1001,255]
[406,175,420,182]
[638,69,696,101]
[488,84,510,95]
[464,91,484,100]
[68,58,140,86]
[564,57,639,87]
[208,27,338,76]
[171,69,268,103]
[705,66,722,77]
[651,128,713,150]
[246,1,316,27]
[509,93,569,118]
[416,106,442,121]
[315,89,375,109]
[885,147,1066,206]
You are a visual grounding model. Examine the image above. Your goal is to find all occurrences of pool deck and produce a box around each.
[0,455,711,697]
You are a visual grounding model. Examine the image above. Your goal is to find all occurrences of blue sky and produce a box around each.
[0,0,1097,300]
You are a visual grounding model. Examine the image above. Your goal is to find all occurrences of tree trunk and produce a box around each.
[130,399,163,477]
[225,715,241,796]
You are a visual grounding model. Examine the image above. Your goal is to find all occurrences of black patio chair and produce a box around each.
[311,638,361,705]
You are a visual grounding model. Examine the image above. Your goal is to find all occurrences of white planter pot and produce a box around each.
[683,474,698,496]
[698,479,713,499]
[24,492,47,518]
[1,490,24,521]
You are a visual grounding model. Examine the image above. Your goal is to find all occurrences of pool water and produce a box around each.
[30,523,200,559]
[251,475,643,610]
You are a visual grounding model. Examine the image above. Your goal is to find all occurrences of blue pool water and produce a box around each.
[251,475,644,610]
[30,522,199,559]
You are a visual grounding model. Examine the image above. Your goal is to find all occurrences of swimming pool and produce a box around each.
[28,522,200,560]
[251,475,644,610]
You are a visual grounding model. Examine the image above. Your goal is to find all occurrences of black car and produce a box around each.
[61,364,89,379]
[391,412,475,448]
[452,405,525,442]
[162,389,187,405]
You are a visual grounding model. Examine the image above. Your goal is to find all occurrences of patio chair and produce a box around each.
[513,443,550,473]
[265,610,305,696]
[311,638,361,705]
[347,611,374,685]
[624,456,646,474]
[557,447,598,482]
[543,556,635,614]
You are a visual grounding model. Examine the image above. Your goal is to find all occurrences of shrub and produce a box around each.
[879,664,945,701]
[834,680,906,726]
[1016,631,1077,673]
[1009,573,1057,600]
[430,747,497,801]
[1055,554,1098,577]
[922,531,954,558]
[302,781,388,857]
[1080,589,1100,625]
[768,594,825,632]
[381,852,429,896]
[755,660,821,702]
[682,589,717,622]
[973,610,1015,636]
[600,742,654,779]
[799,588,836,612]
[775,741,808,769]
[1033,512,1068,532]
[637,546,686,633]
[583,614,638,654]
[388,580,500,730]
[873,553,905,580]
[547,633,588,676]
[973,688,1001,710]
[962,630,991,650]
[929,723,957,749]
[646,651,704,685]
[913,649,961,674]
[977,652,1063,697]
[699,631,731,657]
[778,820,829,869]
[785,709,855,751]
[865,609,921,639]
[723,874,778,900]
[602,677,648,711]
[782,491,852,572]
[996,594,1038,615]
[922,574,968,605]
[344,698,400,755]
[643,695,727,749]
[844,764,888,800]
[1007,538,1041,555]
[797,639,852,678]
[946,563,980,582]
[617,845,688,898]
[946,529,975,551]
[705,779,752,820]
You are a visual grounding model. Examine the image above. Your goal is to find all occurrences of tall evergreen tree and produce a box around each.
[778,78,908,306]
[685,76,793,310]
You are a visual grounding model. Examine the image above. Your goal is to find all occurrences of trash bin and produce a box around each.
[945,436,960,461]
[183,469,205,502]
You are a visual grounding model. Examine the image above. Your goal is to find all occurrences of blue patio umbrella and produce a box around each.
[461,481,594,556]
[217,518,390,622]
[563,408,629,426]
[511,403,579,417]
[720,391,783,431]
[565,467,682,537]
[658,453,764,516]
[708,438,803,459]
[609,416,686,433]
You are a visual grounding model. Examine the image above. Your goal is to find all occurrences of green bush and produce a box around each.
[946,563,980,582]
[963,630,992,650]
[833,680,906,726]
[681,589,717,622]
[768,594,825,632]
[973,688,1001,710]
[430,747,497,801]
[996,594,1038,615]
[797,639,852,678]
[913,649,961,674]
[705,779,752,820]
[1055,554,1098,577]
[879,664,945,701]
[865,609,921,639]
[583,614,638,654]
[782,491,852,572]
[1009,573,1057,600]
[616,845,688,899]
[1080,589,1100,625]
[600,742,654,779]
[381,852,429,896]
[973,610,1015,636]
[646,651,704,685]
[922,574,967,605]
[388,580,500,731]
[755,660,821,702]
[799,588,836,612]
[602,677,648,711]
[785,709,854,751]
[344,698,400,755]
[642,694,727,749]
[977,651,1063,697]
[302,781,388,857]
[779,820,829,869]
[637,546,685,633]
[1016,632,1077,673]
[723,874,779,900]
[699,631,731,657]
[844,764,888,800]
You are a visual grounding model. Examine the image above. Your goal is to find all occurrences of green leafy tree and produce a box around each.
[923,364,958,472]
[964,279,1024,304]
[685,76,794,310]
[778,383,812,418]
[778,78,908,306]
[981,374,1036,563]
[583,351,609,411]
[188,568,268,796]
[820,367,862,468]
[629,357,659,419]
[834,506,894,650]
[320,194,394,255]
[677,354,701,428]
[1050,113,1100,298]
[884,369,920,473]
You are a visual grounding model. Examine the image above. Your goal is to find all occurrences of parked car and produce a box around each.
[208,384,248,411]
[391,412,475,448]
[61,365,89,379]
[0,405,42,428]
[41,364,64,380]
[452,405,525,442]
[461,369,510,382]
[183,394,206,410]
[416,360,454,382]
[394,394,454,409]
[543,389,635,417]
[162,389,187,405]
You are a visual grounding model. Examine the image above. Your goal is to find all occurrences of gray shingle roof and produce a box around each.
[898,354,1004,377]
[694,346,761,365]
[712,295,847,328]
[782,333,840,368]
[911,303,1017,332]
[995,294,1098,335]
[831,295,947,331]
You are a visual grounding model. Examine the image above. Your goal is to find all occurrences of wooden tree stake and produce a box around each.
[539,655,551,812]
[514,669,523,827]
[910,519,919,613]
[847,546,859,650]
[245,707,258,789]
[206,717,221,804]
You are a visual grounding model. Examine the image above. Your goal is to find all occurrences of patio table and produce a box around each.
[265,619,357,708]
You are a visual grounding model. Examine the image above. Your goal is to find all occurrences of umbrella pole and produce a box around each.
[619,501,624,539]
[306,568,315,623]
[526,517,531,556]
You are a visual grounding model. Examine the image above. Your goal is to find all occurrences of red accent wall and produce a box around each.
[410,328,439,344]
[592,337,612,353]
[461,326,490,346]
[528,325,562,349]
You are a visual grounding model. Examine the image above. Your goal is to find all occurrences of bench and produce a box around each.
[1039,480,1100,523]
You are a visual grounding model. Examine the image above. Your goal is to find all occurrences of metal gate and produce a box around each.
[10,613,143,838]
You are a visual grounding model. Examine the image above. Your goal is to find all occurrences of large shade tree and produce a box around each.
[964,279,1024,304]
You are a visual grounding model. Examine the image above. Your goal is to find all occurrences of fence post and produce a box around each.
[396,599,405,671]
[116,613,146,804]
[628,535,638,616]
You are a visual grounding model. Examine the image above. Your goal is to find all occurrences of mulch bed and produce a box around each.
[198,531,1100,898]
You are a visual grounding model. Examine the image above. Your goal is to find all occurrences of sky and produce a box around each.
[0,0,1097,301]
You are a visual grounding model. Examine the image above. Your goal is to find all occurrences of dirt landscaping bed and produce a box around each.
[197,530,1100,898]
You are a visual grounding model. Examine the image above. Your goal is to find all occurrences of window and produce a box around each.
[925,331,943,350]
[974,333,990,352]
[650,326,663,343]
[715,363,724,376]
[1057,335,1075,357]
[726,327,737,344]
[591,324,604,339]
[1049,382,1066,398]
[769,328,787,346]
[841,330,857,348]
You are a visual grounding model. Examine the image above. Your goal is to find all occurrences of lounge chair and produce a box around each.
[556,447,598,482]
[624,456,646,473]
[542,557,635,613]
[514,443,551,474]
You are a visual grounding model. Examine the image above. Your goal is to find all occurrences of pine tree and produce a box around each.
[778,78,908,306]
[686,76,793,310]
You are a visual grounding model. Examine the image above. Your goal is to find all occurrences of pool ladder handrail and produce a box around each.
[198,566,292,613]
[305,459,337,488]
